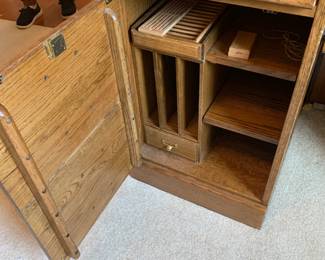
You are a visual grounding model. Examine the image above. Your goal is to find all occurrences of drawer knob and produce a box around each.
[162,139,177,152]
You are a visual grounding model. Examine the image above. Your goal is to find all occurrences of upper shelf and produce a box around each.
[208,0,316,17]
[206,8,312,81]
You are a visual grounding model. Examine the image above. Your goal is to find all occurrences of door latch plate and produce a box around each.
[44,33,66,59]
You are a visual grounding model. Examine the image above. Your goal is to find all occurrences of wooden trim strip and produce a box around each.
[104,8,141,166]
[0,104,80,259]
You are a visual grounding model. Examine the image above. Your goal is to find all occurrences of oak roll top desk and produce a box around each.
[0,0,324,258]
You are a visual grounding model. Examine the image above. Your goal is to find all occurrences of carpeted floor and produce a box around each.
[1,109,325,260]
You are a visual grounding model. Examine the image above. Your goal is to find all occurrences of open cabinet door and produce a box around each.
[0,1,137,259]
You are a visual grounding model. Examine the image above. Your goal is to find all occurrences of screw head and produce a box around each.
[6,117,12,124]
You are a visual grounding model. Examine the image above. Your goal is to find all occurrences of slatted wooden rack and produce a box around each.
[132,0,228,61]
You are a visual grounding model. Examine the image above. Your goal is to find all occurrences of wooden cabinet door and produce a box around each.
[0,1,136,259]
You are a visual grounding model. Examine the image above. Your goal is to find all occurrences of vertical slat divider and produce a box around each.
[134,48,150,124]
[198,63,225,161]
[176,58,186,135]
[134,48,158,127]
[153,52,168,128]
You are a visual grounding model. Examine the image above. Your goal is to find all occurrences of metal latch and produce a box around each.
[44,33,67,59]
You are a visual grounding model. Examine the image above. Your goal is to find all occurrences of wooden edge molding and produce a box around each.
[0,104,80,259]
[104,8,141,166]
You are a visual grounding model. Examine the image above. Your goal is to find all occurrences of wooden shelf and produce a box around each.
[206,30,301,81]
[203,70,294,144]
[142,129,276,202]
[206,8,312,81]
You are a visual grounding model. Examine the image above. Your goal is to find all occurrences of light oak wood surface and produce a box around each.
[1,0,325,256]
[0,1,132,258]
[228,31,257,60]
[0,104,80,258]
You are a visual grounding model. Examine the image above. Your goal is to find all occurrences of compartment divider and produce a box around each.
[134,48,159,127]
[176,58,186,135]
[176,58,199,140]
[153,53,178,133]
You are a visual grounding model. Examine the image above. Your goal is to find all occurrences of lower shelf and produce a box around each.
[142,129,276,203]
[203,70,294,144]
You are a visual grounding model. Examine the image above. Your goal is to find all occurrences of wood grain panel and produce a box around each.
[0,0,131,258]
[0,5,119,183]
[1,169,66,260]
[49,104,131,244]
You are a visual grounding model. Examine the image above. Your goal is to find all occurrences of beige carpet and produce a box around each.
[1,109,325,260]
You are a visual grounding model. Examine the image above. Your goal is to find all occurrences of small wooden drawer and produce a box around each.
[144,126,199,161]
[131,0,229,62]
